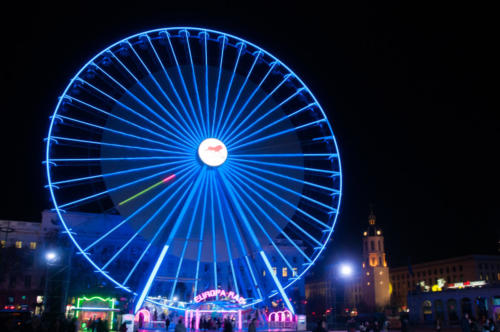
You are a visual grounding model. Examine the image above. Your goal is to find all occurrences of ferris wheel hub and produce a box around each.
[198,138,228,167]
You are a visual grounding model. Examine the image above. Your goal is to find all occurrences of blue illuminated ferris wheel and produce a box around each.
[45,27,342,313]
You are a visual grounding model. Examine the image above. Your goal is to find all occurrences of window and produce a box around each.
[29,242,36,250]
[367,282,371,286]
[24,275,31,289]
[272,267,277,276]
[0,240,5,248]
[263,270,266,277]
[379,257,383,266]
[9,275,16,288]
[292,267,298,277]
[366,272,370,276]
[370,241,375,251]
[378,241,381,251]
[452,266,456,272]
[15,241,22,249]
[459,265,463,272]
[282,267,288,278]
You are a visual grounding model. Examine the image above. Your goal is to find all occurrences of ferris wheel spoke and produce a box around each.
[231,153,338,159]
[225,171,315,261]
[231,162,336,212]
[212,172,240,294]
[218,171,294,313]
[125,40,200,144]
[202,32,210,139]
[84,163,197,252]
[220,72,291,143]
[209,172,218,296]
[230,158,339,176]
[52,159,188,186]
[213,42,244,138]
[123,166,201,285]
[210,35,227,137]
[67,96,175,145]
[165,32,206,139]
[50,156,186,163]
[58,159,196,210]
[224,88,306,146]
[50,135,187,156]
[224,175,295,272]
[193,170,210,297]
[169,172,207,300]
[55,114,184,152]
[216,50,262,138]
[183,30,208,138]
[76,78,188,145]
[214,171,263,300]
[147,35,203,142]
[233,161,338,196]
[220,61,277,141]
[134,167,207,313]
[92,63,194,148]
[225,101,315,147]
[227,166,330,230]
[230,119,327,151]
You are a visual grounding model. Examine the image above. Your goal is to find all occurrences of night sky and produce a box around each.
[1,2,498,270]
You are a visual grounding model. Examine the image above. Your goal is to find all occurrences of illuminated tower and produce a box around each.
[360,210,390,311]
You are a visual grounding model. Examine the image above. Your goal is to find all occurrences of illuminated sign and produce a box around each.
[447,280,486,289]
[194,289,246,304]
[198,138,227,167]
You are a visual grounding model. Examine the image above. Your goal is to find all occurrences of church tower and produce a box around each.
[360,210,390,311]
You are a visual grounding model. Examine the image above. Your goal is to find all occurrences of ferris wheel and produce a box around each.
[45,27,342,314]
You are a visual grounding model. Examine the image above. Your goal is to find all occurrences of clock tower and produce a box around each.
[360,210,390,311]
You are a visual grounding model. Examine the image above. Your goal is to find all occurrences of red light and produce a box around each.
[9,305,15,309]
[312,312,316,315]
[162,174,176,183]
[464,281,470,285]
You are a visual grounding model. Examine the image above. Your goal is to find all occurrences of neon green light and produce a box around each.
[76,296,115,330]
[119,174,175,206]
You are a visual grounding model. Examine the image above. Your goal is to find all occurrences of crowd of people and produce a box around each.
[460,313,497,332]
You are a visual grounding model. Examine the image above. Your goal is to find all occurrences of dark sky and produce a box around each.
[1,2,498,268]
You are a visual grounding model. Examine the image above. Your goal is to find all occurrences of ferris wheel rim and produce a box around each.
[45,26,343,310]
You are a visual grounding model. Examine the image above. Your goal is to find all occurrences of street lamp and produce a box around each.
[45,251,58,264]
[339,264,353,278]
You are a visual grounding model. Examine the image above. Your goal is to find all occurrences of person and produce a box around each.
[484,318,496,332]
[223,318,233,332]
[360,321,368,332]
[374,320,381,332]
[313,319,327,332]
[462,313,472,332]
[383,319,390,332]
[436,319,442,332]
[347,317,356,332]
[138,312,144,329]
[166,317,171,331]
[119,321,128,332]
[176,318,187,332]
[401,316,409,332]
[248,318,257,332]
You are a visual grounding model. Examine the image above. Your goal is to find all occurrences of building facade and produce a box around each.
[390,255,500,309]
[0,216,59,313]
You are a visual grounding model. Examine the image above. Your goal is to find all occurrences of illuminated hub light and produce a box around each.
[198,138,227,167]
[194,289,246,304]
[119,174,176,206]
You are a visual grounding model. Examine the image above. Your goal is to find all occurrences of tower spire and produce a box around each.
[368,204,376,225]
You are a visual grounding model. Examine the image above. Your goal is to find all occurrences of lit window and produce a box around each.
[0,240,5,248]
[362,262,366,269]
[263,270,266,277]
[376,230,381,235]
[367,282,371,286]
[15,241,22,249]
[282,267,288,278]
[29,242,37,250]
[379,271,383,275]
[366,272,370,276]
[292,268,298,277]
[380,281,383,285]
[363,232,367,236]
[272,267,277,276]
